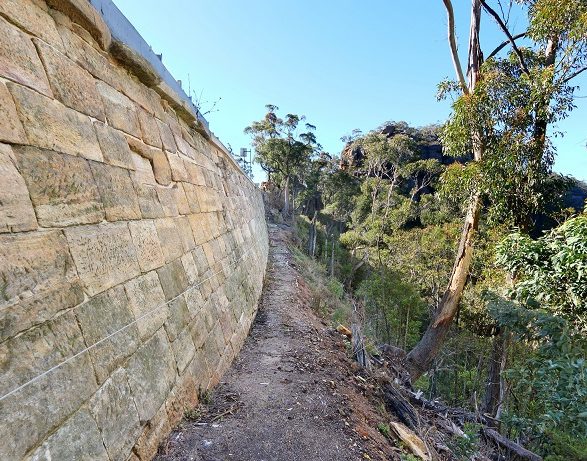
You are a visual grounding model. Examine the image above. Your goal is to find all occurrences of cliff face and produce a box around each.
[0,1,268,460]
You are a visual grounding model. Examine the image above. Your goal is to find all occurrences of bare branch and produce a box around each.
[486,32,527,60]
[481,0,530,75]
[562,66,587,84]
[442,0,469,94]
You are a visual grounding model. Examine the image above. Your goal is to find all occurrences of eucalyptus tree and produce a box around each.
[406,0,587,381]
[245,104,321,216]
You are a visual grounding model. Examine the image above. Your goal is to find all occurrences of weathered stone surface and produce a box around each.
[153,148,172,186]
[124,271,168,340]
[156,187,179,217]
[14,145,104,227]
[90,161,141,221]
[157,118,177,153]
[0,143,36,233]
[167,152,189,182]
[176,216,196,252]
[164,294,190,342]
[65,222,140,296]
[126,329,177,422]
[0,81,26,144]
[132,403,172,461]
[0,230,83,341]
[181,252,199,286]
[8,82,103,161]
[135,183,165,219]
[46,0,111,50]
[175,184,191,215]
[185,286,204,319]
[88,369,141,460]
[94,121,135,170]
[131,151,157,185]
[76,285,140,383]
[154,218,183,263]
[181,182,201,213]
[157,259,189,301]
[126,134,157,161]
[0,0,62,48]
[138,109,162,148]
[96,81,141,137]
[129,220,165,272]
[170,327,196,374]
[0,16,52,96]
[34,38,104,120]
[26,408,108,461]
[0,311,97,461]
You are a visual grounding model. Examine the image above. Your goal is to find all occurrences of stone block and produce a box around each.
[131,151,156,186]
[170,327,196,374]
[34,39,104,120]
[156,187,179,217]
[185,287,204,319]
[76,285,140,383]
[0,16,52,96]
[14,145,104,227]
[129,220,165,272]
[135,183,164,219]
[176,216,196,252]
[90,161,141,221]
[167,152,189,182]
[189,315,208,350]
[184,161,206,186]
[25,408,109,461]
[0,311,97,461]
[94,121,135,170]
[0,81,26,144]
[0,0,63,48]
[124,271,168,340]
[181,252,199,286]
[164,294,190,342]
[88,369,141,461]
[157,259,188,301]
[153,148,172,186]
[137,109,162,148]
[64,222,140,296]
[154,218,183,263]
[8,82,103,161]
[0,143,37,233]
[181,182,201,213]
[126,134,156,161]
[132,403,172,461]
[175,183,191,215]
[126,329,176,422]
[0,230,83,341]
[157,119,177,153]
[96,81,141,137]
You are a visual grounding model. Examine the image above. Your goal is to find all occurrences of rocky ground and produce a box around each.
[154,223,398,461]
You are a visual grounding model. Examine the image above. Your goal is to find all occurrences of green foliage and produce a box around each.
[496,213,587,327]
[541,429,587,461]
[449,422,481,461]
[376,422,391,438]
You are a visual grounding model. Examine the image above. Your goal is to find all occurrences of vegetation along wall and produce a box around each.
[0,0,269,459]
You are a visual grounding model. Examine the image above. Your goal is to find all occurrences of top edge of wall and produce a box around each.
[86,0,256,185]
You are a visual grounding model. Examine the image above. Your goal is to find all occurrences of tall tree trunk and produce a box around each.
[283,176,290,217]
[406,0,483,381]
[483,328,510,423]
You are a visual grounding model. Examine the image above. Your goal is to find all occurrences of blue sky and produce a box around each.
[115,1,587,182]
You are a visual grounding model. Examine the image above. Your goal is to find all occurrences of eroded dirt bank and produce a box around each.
[155,223,396,461]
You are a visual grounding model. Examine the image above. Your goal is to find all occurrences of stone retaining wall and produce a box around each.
[0,1,268,459]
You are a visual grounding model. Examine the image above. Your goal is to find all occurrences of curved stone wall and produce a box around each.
[0,1,268,459]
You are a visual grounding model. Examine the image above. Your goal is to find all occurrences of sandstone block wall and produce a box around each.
[0,1,268,460]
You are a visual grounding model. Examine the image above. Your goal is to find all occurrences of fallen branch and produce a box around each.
[483,428,543,461]
[382,383,420,431]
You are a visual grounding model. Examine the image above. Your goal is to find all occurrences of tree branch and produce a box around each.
[442,0,469,94]
[481,0,530,75]
[486,32,526,60]
[562,66,587,84]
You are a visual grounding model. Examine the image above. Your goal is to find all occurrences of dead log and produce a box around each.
[483,428,543,461]
[382,383,419,431]
[351,324,371,370]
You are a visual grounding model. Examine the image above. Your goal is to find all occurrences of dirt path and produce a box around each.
[155,223,395,461]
